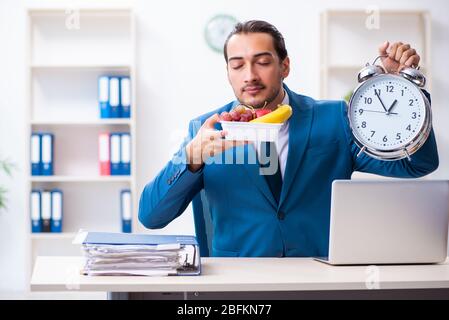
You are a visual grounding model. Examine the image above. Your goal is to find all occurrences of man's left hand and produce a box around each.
[378,41,421,74]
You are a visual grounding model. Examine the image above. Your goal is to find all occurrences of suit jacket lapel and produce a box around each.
[215,101,278,209]
[279,86,313,207]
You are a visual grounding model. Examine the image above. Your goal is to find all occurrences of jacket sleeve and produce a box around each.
[138,119,204,229]
[340,90,439,178]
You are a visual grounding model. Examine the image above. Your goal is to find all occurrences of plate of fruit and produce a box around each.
[219,104,292,142]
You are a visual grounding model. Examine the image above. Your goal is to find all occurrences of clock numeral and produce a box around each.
[406,124,411,131]
[409,99,414,106]
[361,121,367,128]
[374,89,381,96]
[386,85,394,93]
[358,109,364,115]
[383,136,388,142]
[396,133,401,140]
[364,97,372,105]
[401,89,404,97]
[411,112,417,119]
[370,130,375,137]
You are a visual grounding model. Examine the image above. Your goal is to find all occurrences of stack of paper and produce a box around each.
[75,231,201,276]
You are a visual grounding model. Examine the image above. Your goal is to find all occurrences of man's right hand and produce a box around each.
[185,113,247,172]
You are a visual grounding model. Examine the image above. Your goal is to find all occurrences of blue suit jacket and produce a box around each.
[139,84,439,258]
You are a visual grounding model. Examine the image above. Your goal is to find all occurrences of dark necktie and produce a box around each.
[260,141,283,204]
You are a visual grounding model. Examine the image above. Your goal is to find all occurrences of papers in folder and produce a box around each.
[77,232,201,276]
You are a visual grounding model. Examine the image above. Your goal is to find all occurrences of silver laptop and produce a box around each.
[315,180,449,265]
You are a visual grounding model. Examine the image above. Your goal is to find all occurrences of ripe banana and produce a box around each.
[249,104,292,123]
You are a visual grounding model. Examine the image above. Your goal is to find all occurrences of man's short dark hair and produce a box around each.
[223,20,288,63]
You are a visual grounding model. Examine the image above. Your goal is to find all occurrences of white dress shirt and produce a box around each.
[277,90,290,179]
[252,90,290,179]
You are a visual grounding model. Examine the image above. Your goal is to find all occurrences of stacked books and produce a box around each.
[75,231,201,276]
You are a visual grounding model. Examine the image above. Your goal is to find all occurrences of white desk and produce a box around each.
[31,256,449,299]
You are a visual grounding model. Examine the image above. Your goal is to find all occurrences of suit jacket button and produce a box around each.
[277,211,285,220]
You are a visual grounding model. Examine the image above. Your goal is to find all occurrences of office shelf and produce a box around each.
[30,119,132,126]
[30,233,77,241]
[30,64,131,70]
[25,7,138,285]
[320,10,431,100]
[30,176,133,183]
[28,7,133,16]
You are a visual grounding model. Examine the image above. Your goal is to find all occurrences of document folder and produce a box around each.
[98,133,111,176]
[120,133,131,175]
[78,231,201,276]
[41,133,54,176]
[110,133,121,175]
[120,189,132,233]
[31,134,41,176]
[98,76,110,118]
[109,77,120,118]
[41,191,52,232]
[50,189,63,233]
[120,77,131,118]
[30,190,41,233]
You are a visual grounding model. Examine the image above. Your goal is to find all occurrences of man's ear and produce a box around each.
[281,56,290,79]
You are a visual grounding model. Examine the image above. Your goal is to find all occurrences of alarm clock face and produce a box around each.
[349,74,427,152]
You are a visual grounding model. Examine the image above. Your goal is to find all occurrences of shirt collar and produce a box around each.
[281,89,289,105]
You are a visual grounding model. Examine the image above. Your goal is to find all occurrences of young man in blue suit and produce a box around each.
[139,20,438,257]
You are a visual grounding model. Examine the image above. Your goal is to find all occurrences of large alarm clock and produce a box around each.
[348,57,431,161]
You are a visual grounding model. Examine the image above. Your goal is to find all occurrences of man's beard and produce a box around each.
[239,86,281,109]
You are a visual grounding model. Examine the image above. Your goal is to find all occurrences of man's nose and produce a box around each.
[244,65,260,83]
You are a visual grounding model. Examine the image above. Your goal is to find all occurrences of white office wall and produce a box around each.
[0,0,29,295]
[1,0,448,294]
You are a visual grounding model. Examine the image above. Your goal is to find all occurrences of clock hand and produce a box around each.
[374,91,388,113]
[360,109,398,115]
[386,99,398,115]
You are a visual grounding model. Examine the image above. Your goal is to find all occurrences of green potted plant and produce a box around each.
[0,157,14,211]
[344,90,353,104]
